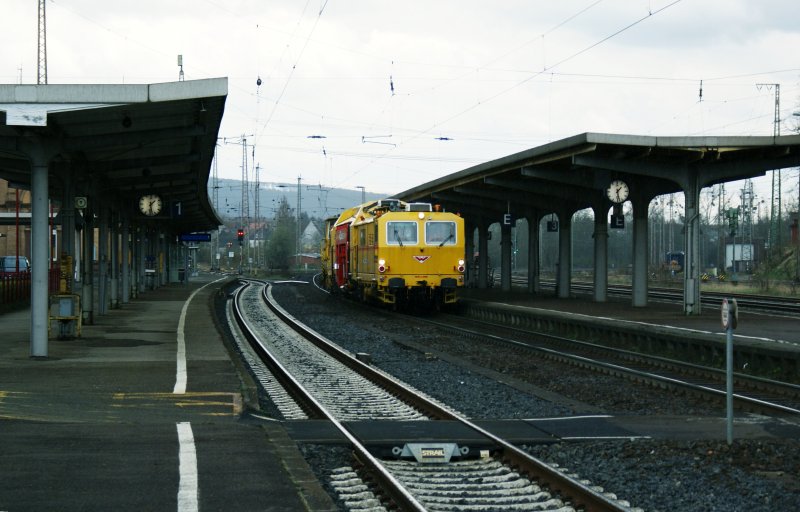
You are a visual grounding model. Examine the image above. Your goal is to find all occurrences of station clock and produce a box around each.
[606,180,629,204]
[138,194,163,216]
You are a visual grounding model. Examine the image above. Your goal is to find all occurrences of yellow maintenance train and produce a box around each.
[321,198,466,309]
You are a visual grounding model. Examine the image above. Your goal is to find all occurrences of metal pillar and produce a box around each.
[593,204,609,302]
[30,153,50,357]
[631,197,649,307]
[500,221,512,291]
[526,211,541,294]
[683,182,702,314]
[121,217,131,302]
[557,213,572,299]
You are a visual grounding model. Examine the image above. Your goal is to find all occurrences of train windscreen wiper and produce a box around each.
[394,228,404,247]
[438,232,454,247]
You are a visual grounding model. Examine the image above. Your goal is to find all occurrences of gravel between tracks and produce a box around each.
[264,280,800,512]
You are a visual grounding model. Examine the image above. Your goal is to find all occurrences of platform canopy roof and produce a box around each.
[397,132,800,218]
[0,78,227,233]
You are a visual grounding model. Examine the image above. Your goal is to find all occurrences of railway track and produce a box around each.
[230,279,638,511]
[424,313,800,419]
[529,279,800,316]
[310,271,799,417]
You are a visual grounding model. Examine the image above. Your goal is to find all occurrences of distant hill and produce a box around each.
[208,179,388,221]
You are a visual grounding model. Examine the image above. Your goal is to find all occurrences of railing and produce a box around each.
[0,269,61,307]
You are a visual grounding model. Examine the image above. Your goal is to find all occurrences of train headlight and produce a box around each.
[378,259,387,273]
[456,259,465,272]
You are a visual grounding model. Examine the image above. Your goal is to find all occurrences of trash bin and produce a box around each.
[144,268,156,289]
[178,268,185,282]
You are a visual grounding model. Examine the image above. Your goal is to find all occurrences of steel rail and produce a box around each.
[531,279,800,315]
[233,280,428,511]
[315,271,799,414]
[424,316,800,417]
[259,280,631,512]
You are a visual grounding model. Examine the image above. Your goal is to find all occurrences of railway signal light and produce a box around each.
[237,228,244,245]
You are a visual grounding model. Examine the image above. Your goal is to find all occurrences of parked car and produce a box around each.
[0,255,31,277]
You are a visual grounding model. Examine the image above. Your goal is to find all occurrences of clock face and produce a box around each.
[607,180,629,203]
[139,194,163,216]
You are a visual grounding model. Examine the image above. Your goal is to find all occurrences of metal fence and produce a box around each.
[0,269,60,307]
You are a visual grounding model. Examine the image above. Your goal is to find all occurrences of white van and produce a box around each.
[0,255,31,276]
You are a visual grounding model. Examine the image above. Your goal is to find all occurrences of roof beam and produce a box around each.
[455,184,582,213]
[484,176,593,206]
[62,124,205,153]
[520,166,604,188]
[93,153,200,174]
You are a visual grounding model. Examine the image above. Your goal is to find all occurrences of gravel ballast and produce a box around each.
[254,280,800,511]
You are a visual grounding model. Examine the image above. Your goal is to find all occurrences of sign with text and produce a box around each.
[180,233,211,242]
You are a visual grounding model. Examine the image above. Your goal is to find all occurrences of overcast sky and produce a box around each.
[3,0,800,209]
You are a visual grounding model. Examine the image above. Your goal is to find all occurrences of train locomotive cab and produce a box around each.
[322,198,466,309]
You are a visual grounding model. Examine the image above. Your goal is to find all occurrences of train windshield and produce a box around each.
[386,221,418,246]
[425,221,456,246]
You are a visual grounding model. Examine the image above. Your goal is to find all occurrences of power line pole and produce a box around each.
[254,163,261,270]
[742,180,754,272]
[241,136,250,272]
[211,153,219,270]
[296,176,302,270]
[223,135,253,273]
[37,0,47,84]
[757,83,781,257]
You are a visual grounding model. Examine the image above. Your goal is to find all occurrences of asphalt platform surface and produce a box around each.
[0,274,335,512]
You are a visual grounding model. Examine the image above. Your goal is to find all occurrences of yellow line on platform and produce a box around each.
[113,392,235,399]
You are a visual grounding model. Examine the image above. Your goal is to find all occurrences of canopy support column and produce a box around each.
[631,197,649,307]
[98,204,109,315]
[500,220,512,291]
[684,180,702,314]
[121,217,131,303]
[477,219,490,289]
[557,212,572,299]
[464,219,475,287]
[30,151,50,357]
[593,205,609,302]
[526,211,541,294]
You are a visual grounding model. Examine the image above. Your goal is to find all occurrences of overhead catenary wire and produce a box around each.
[257,0,329,143]
[331,0,686,189]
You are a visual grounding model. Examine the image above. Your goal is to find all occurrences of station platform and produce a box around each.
[458,285,800,384]
[0,275,335,512]
[460,286,800,346]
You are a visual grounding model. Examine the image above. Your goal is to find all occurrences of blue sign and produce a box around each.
[180,233,211,242]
